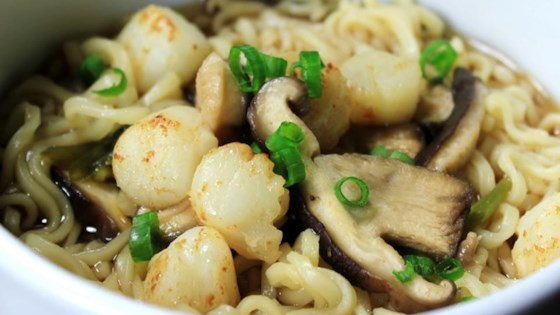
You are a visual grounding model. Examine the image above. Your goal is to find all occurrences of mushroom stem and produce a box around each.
[247,77,320,158]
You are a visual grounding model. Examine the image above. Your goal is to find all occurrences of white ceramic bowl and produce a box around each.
[1,1,559,314]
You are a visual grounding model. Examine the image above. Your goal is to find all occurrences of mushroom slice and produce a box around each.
[51,168,131,241]
[415,67,487,173]
[247,77,471,312]
[337,124,425,158]
[298,154,472,312]
[247,77,320,158]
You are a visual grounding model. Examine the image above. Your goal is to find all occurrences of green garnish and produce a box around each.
[43,126,127,181]
[79,54,107,85]
[334,176,369,208]
[93,67,128,96]
[393,255,464,283]
[388,150,415,165]
[370,144,390,157]
[393,260,415,283]
[404,255,435,277]
[435,257,464,281]
[229,45,267,93]
[250,141,263,154]
[266,122,306,187]
[467,176,512,230]
[228,45,324,98]
[371,145,414,164]
[129,211,161,262]
[420,39,458,84]
[290,51,325,98]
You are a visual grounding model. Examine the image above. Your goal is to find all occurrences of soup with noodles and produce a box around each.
[1,0,559,314]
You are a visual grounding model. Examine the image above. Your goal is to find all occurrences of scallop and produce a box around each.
[144,226,240,313]
[512,193,560,277]
[117,5,211,93]
[190,143,289,263]
[341,49,422,125]
[112,105,217,209]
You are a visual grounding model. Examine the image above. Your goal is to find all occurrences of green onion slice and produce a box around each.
[435,257,464,281]
[43,126,127,181]
[460,296,477,303]
[250,141,263,154]
[290,51,324,98]
[79,53,107,85]
[228,45,266,93]
[403,255,435,277]
[129,211,162,262]
[262,54,288,80]
[370,144,390,157]
[266,122,306,187]
[393,260,415,283]
[270,147,306,187]
[389,150,414,165]
[420,39,458,84]
[93,67,128,96]
[265,121,305,152]
[467,176,512,230]
[334,176,369,207]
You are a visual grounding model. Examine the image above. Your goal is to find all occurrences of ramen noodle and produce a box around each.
[1,0,559,314]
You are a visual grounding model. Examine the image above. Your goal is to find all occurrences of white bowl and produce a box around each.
[1,1,559,314]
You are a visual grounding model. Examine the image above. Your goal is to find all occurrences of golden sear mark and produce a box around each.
[142,150,155,163]
[143,114,180,137]
[139,6,177,42]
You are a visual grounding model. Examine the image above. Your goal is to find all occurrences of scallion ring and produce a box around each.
[435,257,464,281]
[93,67,128,96]
[403,255,435,277]
[392,260,415,283]
[270,147,306,187]
[129,211,161,262]
[79,53,107,85]
[250,141,263,154]
[228,45,266,93]
[265,121,305,152]
[370,144,390,157]
[419,39,458,84]
[261,54,288,80]
[334,176,369,207]
[290,51,324,98]
[389,150,415,164]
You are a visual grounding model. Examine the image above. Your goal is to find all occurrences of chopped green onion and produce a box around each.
[250,141,263,154]
[290,51,324,98]
[79,54,107,85]
[393,260,415,283]
[265,121,305,152]
[460,296,477,303]
[371,145,414,164]
[43,126,127,181]
[420,39,458,84]
[334,176,369,207]
[270,147,306,187]
[129,211,161,262]
[93,67,128,96]
[403,255,435,277]
[262,54,288,80]
[266,122,306,187]
[467,176,512,230]
[228,45,266,93]
[435,257,464,281]
[389,150,414,164]
[370,144,390,157]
